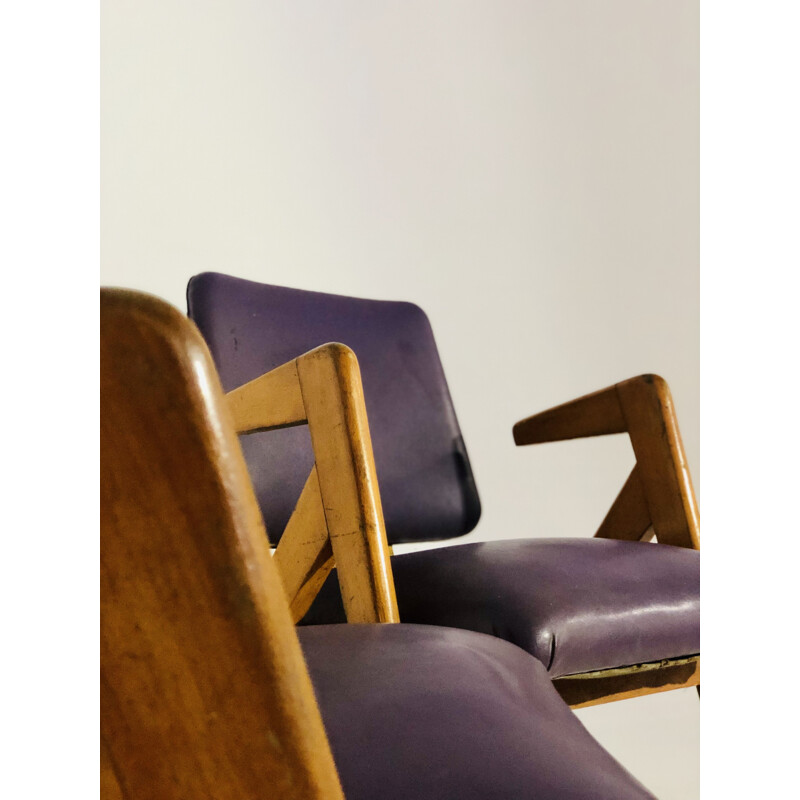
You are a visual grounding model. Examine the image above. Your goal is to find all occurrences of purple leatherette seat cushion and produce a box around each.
[301,538,700,677]
[187,272,480,545]
[298,624,655,800]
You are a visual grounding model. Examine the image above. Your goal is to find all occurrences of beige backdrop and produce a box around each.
[102,2,699,797]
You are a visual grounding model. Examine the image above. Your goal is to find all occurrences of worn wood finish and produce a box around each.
[594,465,654,542]
[273,466,336,622]
[554,657,700,709]
[514,375,699,550]
[297,344,399,624]
[101,289,344,800]
[225,343,400,625]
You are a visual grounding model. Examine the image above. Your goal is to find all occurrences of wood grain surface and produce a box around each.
[101,289,344,800]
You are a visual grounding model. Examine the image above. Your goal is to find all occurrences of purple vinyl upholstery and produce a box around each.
[187,272,479,545]
[301,538,700,677]
[299,624,655,799]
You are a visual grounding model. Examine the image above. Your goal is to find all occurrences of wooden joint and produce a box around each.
[594,464,653,541]
[513,374,699,550]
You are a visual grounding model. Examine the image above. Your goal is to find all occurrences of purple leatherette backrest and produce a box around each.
[187,272,481,545]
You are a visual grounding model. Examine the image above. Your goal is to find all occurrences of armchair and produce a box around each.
[187,272,700,709]
[101,287,656,799]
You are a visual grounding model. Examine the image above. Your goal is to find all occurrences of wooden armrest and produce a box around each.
[226,344,399,625]
[101,289,344,799]
[513,375,699,550]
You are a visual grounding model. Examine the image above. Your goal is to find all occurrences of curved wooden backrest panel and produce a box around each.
[100,289,344,800]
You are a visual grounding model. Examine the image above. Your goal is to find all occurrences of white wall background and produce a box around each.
[102,2,699,797]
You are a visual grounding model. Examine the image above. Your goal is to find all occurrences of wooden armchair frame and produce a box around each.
[513,374,700,707]
[226,343,398,625]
